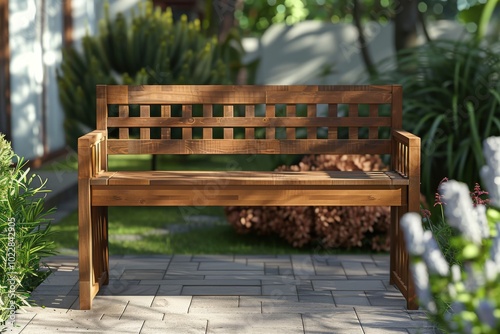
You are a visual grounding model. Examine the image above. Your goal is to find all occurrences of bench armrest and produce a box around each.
[391,130,420,179]
[78,130,107,178]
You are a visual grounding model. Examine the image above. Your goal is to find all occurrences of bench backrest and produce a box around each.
[96,85,402,155]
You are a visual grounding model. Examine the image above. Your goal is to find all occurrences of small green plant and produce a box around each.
[0,134,57,328]
[401,137,500,333]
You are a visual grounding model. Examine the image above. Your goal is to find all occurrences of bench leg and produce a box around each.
[79,180,93,310]
[79,177,109,309]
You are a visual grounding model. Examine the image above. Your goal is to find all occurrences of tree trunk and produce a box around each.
[394,0,419,52]
[352,0,377,77]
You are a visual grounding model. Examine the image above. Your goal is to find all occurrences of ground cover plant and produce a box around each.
[0,135,57,327]
[401,137,500,333]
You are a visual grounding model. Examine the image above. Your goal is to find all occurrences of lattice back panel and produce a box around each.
[98,85,401,155]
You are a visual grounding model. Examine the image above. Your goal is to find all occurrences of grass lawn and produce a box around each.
[49,153,351,256]
[51,206,339,255]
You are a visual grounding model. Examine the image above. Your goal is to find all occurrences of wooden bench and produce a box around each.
[78,84,420,310]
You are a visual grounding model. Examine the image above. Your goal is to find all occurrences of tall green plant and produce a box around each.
[57,1,242,148]
[375,40,500,200]
[0,134,57,327]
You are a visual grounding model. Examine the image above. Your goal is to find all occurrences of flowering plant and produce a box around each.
[401,137,500,333]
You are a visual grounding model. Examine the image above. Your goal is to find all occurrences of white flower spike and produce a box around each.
[440,180,482,244]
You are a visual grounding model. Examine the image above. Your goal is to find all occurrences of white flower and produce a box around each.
[400,212,425,255]
[440,180,482,244]
[473,205,489,239]
[481,137,500,208]
[422,231,449,276]
[464,262,485,292]
[411,262,436,314]
[484,259,498,282]
[451,264,462,283]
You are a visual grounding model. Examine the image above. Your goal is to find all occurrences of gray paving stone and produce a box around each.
[170,270,265,276]
[121,305,165,320]
[38,273,79,286]
[16,253,432,334]
[182,286,261,296]
[366,291,407,307]
[298,291,334,304]
[171,254,193,262]
[150,295,192,312]
[206,313,304,334]
[162,275,205,280]
[313,263,346,276]
[291,255,315,278]
[139,279,261,286]
[312,279,386,291]
[303,312,363,334]
[262,284,297,296]
[364,262,390,273]
[30,293,78,309]
[356,308,431,328]
[190,296,239,308]
[12,314,144,334]
[68,295,128,317]
[191,255,235,262]
[31,284,75,295]
[262,300,337,313]
[342,261,369,276]
[121,269,165,280]
[237,296,262,308]
[198,262,264,270]
[140,318,208,334]
[100,283,159,296]
[154,284,183,296]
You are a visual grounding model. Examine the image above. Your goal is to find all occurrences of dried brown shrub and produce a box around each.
[224,155,391,251]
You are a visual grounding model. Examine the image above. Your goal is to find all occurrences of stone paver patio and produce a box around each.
[4,254,437,334]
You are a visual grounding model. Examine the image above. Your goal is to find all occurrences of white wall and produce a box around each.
[252,20,469,85]
[9,0,144,160]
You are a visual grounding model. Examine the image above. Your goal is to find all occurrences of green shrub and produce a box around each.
[375,40,500,200]
[0,134,57,327]
[57,0,242,148]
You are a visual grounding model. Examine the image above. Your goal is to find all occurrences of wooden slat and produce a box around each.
[91,170,409,186]
[118,106,129,139]
[161,105,171,139]
[266,105,275,139]
[203,104,212,139]
[307,104,316,139]
[349,104,358,139]
[286,105,296,139]
[140,105,150,139]
[266,91,392,104]
[369,104,379,139]
[107,139,392,155]
[92,184,405,207]
[107,116,392,128]
[391,85,403,129]
[106,85,394,105]
[224,105,233,139]
[328,104,338,139]
[182,105,192,139]
[96,86,108,130]
[245,105,255,139]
